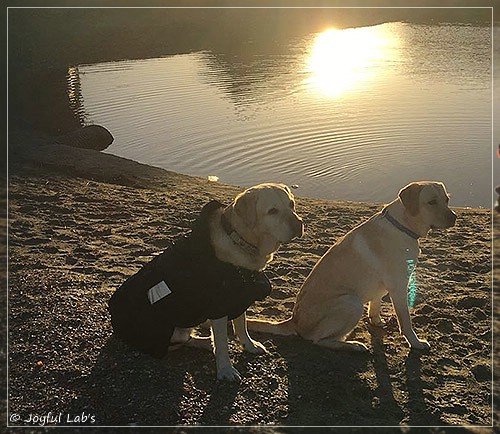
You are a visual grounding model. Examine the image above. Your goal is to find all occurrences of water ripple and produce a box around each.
[80,22,491,207]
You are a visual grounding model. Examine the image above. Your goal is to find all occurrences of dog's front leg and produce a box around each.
[233,312,267,354]
[390,290,430,350]
[210,317,241,381]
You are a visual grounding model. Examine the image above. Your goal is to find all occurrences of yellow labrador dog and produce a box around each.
[170,183,303,381]
[247,181,456,351]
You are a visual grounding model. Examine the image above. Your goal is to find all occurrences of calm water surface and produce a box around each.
[75,22,494,207]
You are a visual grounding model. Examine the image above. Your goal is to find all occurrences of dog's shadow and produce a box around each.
[62,324,434,426]
[253,331,387,426]
[368,320,442,426]
[404,348,442,425]
[369,324,406,421]
[63,334,242,426]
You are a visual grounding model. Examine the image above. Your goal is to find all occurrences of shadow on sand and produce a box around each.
[63,319,448,425]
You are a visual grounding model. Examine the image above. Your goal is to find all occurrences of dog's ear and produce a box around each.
[399,183,423,216]
[233,188,257,227]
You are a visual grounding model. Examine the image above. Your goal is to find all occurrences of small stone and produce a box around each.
[471,364,491,382]
[65,257,77,265]
[457,297,487,309]
[436,319,455,333]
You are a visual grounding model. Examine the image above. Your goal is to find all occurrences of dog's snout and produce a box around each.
[294,215,304,238]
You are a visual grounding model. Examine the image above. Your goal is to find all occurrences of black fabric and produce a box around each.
[108,200,272,358]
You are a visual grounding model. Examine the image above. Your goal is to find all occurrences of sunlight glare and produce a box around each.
[305,24,399,98]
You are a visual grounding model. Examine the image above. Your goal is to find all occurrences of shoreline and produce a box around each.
[6,131,496,427]
[9,130,490,212]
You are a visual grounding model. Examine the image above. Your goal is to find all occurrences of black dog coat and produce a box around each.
[108,200,271,358]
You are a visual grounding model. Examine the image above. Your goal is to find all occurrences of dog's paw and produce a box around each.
[243,339,267,354]
[217,365,242,382]
[410,339,431,351]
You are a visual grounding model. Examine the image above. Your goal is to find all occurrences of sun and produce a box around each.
[305,24,399,98]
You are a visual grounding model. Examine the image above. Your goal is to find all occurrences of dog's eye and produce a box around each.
[428,199,437,205]
[268,208,279,215]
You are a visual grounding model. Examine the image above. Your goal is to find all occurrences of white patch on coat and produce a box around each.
[147,280,172,304]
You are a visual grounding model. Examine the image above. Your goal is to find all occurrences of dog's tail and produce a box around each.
[246,317,296,336]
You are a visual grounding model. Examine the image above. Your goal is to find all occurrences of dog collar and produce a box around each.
[381,208,420,240]
[221,213,260,256]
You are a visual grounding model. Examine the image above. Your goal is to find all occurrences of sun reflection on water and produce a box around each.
[305,24,400,98]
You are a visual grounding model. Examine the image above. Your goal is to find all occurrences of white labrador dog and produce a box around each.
[172,183,303,381]
[248,181,456,351]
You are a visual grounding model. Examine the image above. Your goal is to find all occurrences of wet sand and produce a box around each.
[6,132,495,428]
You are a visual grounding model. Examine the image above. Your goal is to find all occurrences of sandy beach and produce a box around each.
[4,130,495,429]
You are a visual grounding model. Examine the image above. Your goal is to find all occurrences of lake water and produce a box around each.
[73,21,495,208]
